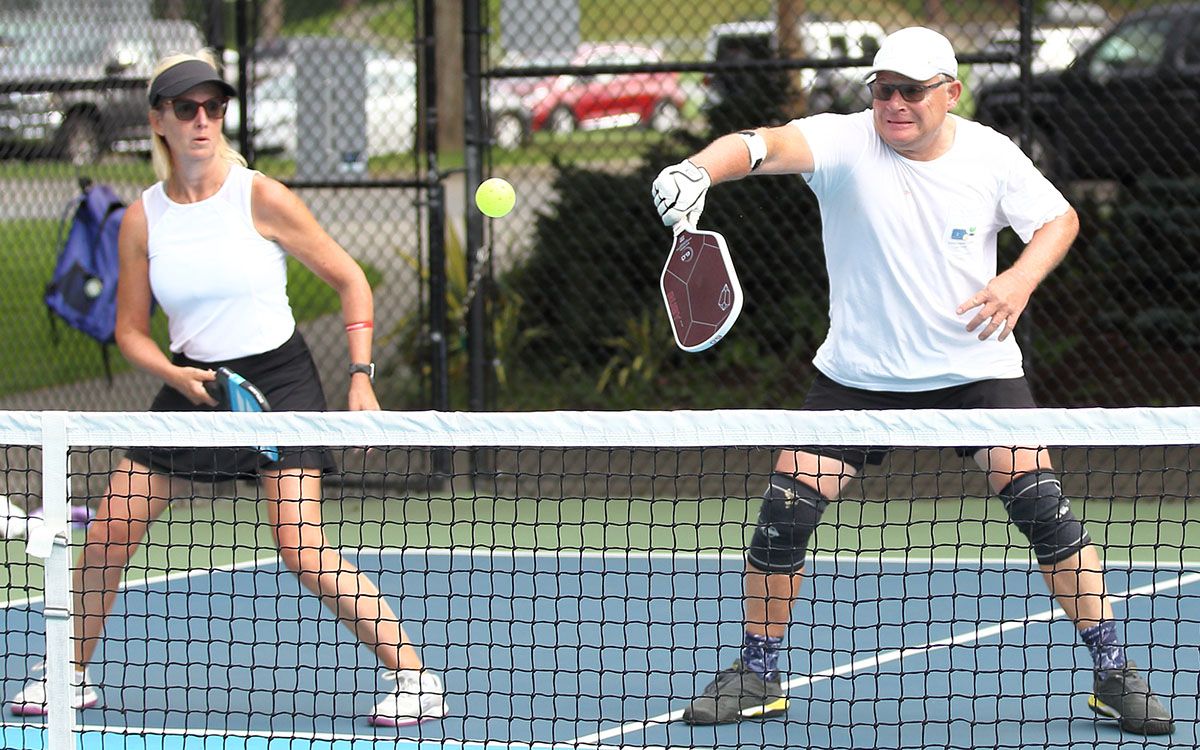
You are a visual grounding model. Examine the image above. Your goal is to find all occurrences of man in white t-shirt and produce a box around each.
[651,27,1173,735]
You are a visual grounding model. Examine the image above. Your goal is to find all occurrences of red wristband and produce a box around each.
[345,321,374,332]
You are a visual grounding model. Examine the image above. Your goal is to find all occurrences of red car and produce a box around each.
[489,43,686,149]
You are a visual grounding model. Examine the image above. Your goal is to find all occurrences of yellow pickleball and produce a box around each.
[475,177,516,218]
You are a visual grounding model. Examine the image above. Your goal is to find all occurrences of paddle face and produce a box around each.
[205,367,280,461]
[660,226,743,352]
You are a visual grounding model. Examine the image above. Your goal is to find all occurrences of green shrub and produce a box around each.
[383,224,542,409]
[1021,178,1200,406]
[503,133,829,408]
[1081,178,1200,347]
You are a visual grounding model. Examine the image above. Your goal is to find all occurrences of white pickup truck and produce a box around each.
[703,19,886,114]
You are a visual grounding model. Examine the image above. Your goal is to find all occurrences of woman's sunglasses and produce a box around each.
[161,97,229,121]
[867,79,950,103]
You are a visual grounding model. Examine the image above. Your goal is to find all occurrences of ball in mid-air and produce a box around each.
[83,277,103,299]
[475,177,516,218]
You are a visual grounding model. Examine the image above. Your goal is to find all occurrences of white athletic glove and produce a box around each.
[652,159,711,228]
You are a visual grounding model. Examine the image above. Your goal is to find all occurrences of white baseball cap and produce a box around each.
[864,27,958,82]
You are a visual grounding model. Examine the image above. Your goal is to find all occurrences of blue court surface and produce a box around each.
[3,549,1198,749]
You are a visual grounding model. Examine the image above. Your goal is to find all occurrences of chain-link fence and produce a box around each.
[474,0,1200,410]
[1,0,1197,418]
[0,0,428,414]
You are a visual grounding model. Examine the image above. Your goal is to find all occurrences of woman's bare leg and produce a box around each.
[74,459,173,667]
[260,467,421,671]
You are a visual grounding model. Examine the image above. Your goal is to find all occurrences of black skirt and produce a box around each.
[125,329,338,481]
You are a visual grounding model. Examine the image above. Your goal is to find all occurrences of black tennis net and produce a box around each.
[1,408,1197,749]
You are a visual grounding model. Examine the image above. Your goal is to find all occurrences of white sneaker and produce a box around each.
[7,661,101,715]
[369,668,447,726]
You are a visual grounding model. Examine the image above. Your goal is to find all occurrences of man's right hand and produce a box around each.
[652,159,711,228]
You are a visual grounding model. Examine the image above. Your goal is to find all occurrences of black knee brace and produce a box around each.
[746,473,829,574]
[999,470,1091,565]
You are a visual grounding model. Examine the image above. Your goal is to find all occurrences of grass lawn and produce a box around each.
[0,126,661,182]
[321,0,922,55]
[0,219,383,397]
[0,160,157,185]
[256,126,669,179]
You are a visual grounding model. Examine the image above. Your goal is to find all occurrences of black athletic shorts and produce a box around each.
[800,372,1039,470]
[126,329,338,481]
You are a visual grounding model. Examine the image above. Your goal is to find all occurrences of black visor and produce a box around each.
[148,59,237,105]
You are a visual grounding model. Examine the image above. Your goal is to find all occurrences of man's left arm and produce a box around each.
[957,207,1079,341]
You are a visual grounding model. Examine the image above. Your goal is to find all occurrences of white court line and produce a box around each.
[0,722,681,750]
[66,724,584,748]
[6,547,1191,611]
[357,546,1198,570]
[0,552,280,610]
[569,571,1200,747]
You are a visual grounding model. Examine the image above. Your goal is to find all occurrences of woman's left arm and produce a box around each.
[251,173,379,411]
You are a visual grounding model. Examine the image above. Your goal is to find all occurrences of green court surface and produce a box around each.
[3,490,1196,599]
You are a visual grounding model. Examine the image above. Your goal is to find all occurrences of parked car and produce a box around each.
[1037,0,1110,27]
[225,42,416,158]
[971,25,1104,92]
[487,42,686,149]
[0,30,19,61]
[974,4,1200,182]
[0,20,205,164]
[702,19,886,114]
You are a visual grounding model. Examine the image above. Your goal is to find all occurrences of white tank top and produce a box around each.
[142,165,295,361]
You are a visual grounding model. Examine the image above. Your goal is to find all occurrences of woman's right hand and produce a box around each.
[172,367,219,406]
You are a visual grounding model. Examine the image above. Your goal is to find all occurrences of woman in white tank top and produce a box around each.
[6,54,445,727]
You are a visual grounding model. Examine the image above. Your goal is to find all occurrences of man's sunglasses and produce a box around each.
[867,79,951,103]
[161,97,229,121]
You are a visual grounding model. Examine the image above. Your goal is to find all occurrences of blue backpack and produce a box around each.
[45,180,126,381]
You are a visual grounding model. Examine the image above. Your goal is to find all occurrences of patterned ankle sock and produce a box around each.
[740,631,784,682]
[1081,620,1127,677]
